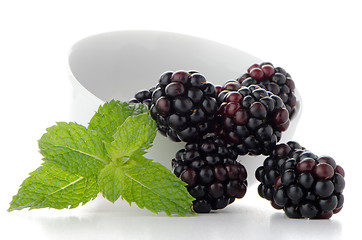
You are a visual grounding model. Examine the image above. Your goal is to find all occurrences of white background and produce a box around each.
[0,0,360,239]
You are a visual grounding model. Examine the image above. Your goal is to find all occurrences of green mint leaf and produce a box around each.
[97,161,123,203]
[98,156,195,216]
[88,100,149,143]
[38,122,110,177]
[8,163,98,211]
[106,113,157,160]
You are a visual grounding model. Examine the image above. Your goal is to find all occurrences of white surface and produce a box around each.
[68,30,301,186]
[0,1,360,239]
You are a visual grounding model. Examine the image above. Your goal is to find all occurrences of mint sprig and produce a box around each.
[9,100,195,216]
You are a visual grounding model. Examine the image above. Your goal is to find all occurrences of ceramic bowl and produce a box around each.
[68,30,302,186]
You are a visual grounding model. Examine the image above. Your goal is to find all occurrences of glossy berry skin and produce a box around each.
[237,62,297,117]
[172,136,247,213]
[215,84,289,155]
[129,86,157,108]
[131,70,218,142]
[255,141,345,219]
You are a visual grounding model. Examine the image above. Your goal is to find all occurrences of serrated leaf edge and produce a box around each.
[122,170,195,216]
[8,164,99,212]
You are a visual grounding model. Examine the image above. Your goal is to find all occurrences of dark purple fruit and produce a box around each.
[215,85,289,155]
[255,142,345,219]
[172,136,247,213]
[133,70,218,142]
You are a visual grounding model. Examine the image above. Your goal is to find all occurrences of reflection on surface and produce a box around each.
[10,197,342,240]
[25,206,260,240]
[269,213,342,239]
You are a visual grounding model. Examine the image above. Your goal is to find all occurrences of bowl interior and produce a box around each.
[69,30,261,101]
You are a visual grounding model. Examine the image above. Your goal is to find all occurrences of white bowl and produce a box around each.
[68,30,302,187]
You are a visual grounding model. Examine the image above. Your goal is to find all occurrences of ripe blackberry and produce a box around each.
[255,141,345,219]
[237,62,297,117]
[215,83,290,155]
[172,136,247,213]
[144,70,218,142]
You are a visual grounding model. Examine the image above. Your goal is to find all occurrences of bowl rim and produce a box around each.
[68,30,302,121]
[68,30,258,101]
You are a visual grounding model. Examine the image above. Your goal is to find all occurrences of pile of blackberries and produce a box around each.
[130,62,345,218]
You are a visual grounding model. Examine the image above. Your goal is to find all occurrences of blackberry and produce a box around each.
[172,136,247,213]
[215,83,290,155]
[255,141,345,219]
[144,70,218,142]
[236,62,297,117]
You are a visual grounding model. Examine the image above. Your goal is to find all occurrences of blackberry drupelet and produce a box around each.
[237,62,297,117]
[129,86,156,109]
[145,70,218,142]
[255,141,345,219]
[172,136,247,213]
[215,83,290,155]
